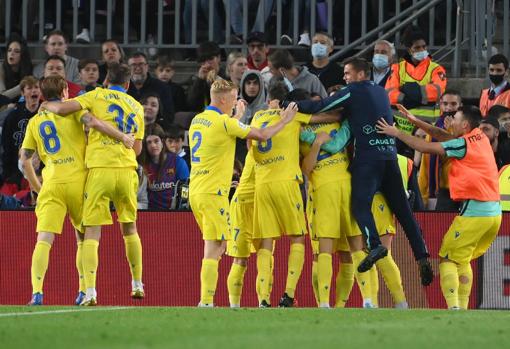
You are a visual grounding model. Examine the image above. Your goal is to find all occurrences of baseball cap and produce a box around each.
[197,41,221,63]
[480,116,500,130]
[247,31,267,45]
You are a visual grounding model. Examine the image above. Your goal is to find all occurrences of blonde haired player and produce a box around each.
[40,63,145,306]
[24,76,133,305]
[189,79,297,307]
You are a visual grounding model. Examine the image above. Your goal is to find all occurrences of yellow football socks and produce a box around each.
[285,243,305,298]
[311,260,319,306]
[352,250,373,306]
[31,241,52,294]
[256,249,272,303]
[82,239,100,289]
[227,263,247,306]
[440,261,459,309]
[317,253,333,306]
[376,251,407,304]
[458,263,473,310]
[200,258,219,305]
[335,262,354,308]
[123,233,143,282]
[369,266,379,307]
[76,241,85,293]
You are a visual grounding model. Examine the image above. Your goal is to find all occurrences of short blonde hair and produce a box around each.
[210,79,237,95]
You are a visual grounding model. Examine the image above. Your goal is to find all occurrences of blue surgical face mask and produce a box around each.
[372,54,389,70]
[311,43,328,59]
[283,76,294,92]
[412,50,429,62]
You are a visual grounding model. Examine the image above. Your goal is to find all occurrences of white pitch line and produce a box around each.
[0,306,135,318]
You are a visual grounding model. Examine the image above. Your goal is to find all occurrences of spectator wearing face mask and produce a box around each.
[371,40,395,87]
[304,32,344,94]
[479,54,510,117]
[386,26,447,135]
[268,49,327,98]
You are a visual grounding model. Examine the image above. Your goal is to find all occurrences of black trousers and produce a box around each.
[350,159,430,260]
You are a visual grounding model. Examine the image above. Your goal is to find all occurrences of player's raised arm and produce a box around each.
[40,99,82,116]
[247,102,298,141]
[309,109,342,124]
[80,112,135,149]
[300,120,352,154]
[19,148,41,193]
[396,104,455,142]
[376,117,445,155]
[301,132,331,178]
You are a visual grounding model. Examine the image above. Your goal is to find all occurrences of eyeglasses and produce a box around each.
[129,62,147,68]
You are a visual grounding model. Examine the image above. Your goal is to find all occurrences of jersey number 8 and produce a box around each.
[39,120,61,154]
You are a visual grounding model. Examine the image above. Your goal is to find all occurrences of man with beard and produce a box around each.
[480,115,510,169]
[127,52,175,125]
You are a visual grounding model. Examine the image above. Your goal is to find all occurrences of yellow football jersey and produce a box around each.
[300,122,351,188]
[73,87,144,169]
[22,109,87,184]
[234,149,256,201]
[189,107,251,196]
[251,109,311,184]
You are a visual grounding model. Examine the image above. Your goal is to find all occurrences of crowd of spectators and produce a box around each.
[0,22,509,212]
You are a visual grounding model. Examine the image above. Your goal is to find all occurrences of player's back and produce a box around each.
[189,108,247,196]
[23,110,87,184]
[300,122,350,188]
[73,87,144,169]
[252,109,311,184]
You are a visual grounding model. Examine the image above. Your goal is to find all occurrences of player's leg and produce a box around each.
[376,234,407,308]
[335,250,354,308]
[121,222,144,299]
[227,257,248,308]
[348,235,374,308]
[311,251,319,306]
[81,226,101,306]
[29,232,55,305]
[379,160,432,286]
[75,230,86,305]
[350,161,387,272]
[317,238,334,308]
[256,238,273,307]
[200,239,227,307]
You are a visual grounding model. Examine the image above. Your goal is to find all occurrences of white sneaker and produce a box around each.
[395,301,409,309]
[298,32,311,47]
[147,34,158,57]
[131,280,145,299]
[230,304,240,308]
[76,29,91,44]
[319,303,331,309]
[80,295,97,306]
[198,302,214,308]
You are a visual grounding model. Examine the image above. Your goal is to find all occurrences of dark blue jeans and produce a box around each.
[350,159,429,260]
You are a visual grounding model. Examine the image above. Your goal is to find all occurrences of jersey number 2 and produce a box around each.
[39,121,61,153]
[191,131,202,162]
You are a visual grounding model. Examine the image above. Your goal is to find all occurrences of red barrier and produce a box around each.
[1,211,509,308]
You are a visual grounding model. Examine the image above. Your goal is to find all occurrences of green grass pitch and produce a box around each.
[1,306,509,349]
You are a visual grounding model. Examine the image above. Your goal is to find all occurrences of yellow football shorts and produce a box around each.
[82,167,138,226]
[439,215,501,264]
[227,194,255,258]
[190,193,231,241]
[349,192,396,237]
[254,180,307,239]
[36,175,87,234]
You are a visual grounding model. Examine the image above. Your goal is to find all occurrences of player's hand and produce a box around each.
[197,65,212,80]
[233,99,247,120]
[376,118,399,136]
[444,115,454,130]
[38,101,48,112]
[396,104,419,124]
[122,133,135,149]
[281,102,298,124]
[314,131,331,145]
[268,99,280,109]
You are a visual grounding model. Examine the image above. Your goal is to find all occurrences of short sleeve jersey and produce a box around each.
[251,109,311,184]
[73,86,144,169]
[189,106,251,196]
[300,122,350,188]
[22,109,87,184]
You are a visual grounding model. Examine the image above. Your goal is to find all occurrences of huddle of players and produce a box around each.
[190,77,408,308]
[24,63,145,306]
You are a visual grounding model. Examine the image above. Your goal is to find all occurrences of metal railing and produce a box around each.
[0,0,508,77]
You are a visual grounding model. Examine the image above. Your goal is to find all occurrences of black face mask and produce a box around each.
[441,110,456,118]
[489,74,505,86]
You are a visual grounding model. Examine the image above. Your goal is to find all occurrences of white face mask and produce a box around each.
[412,50,429,62]
[372,54,389,70]
[311,43,328,59]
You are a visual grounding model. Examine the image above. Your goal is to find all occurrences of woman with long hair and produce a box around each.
[140,124,189,210]
[0,34,33,102]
